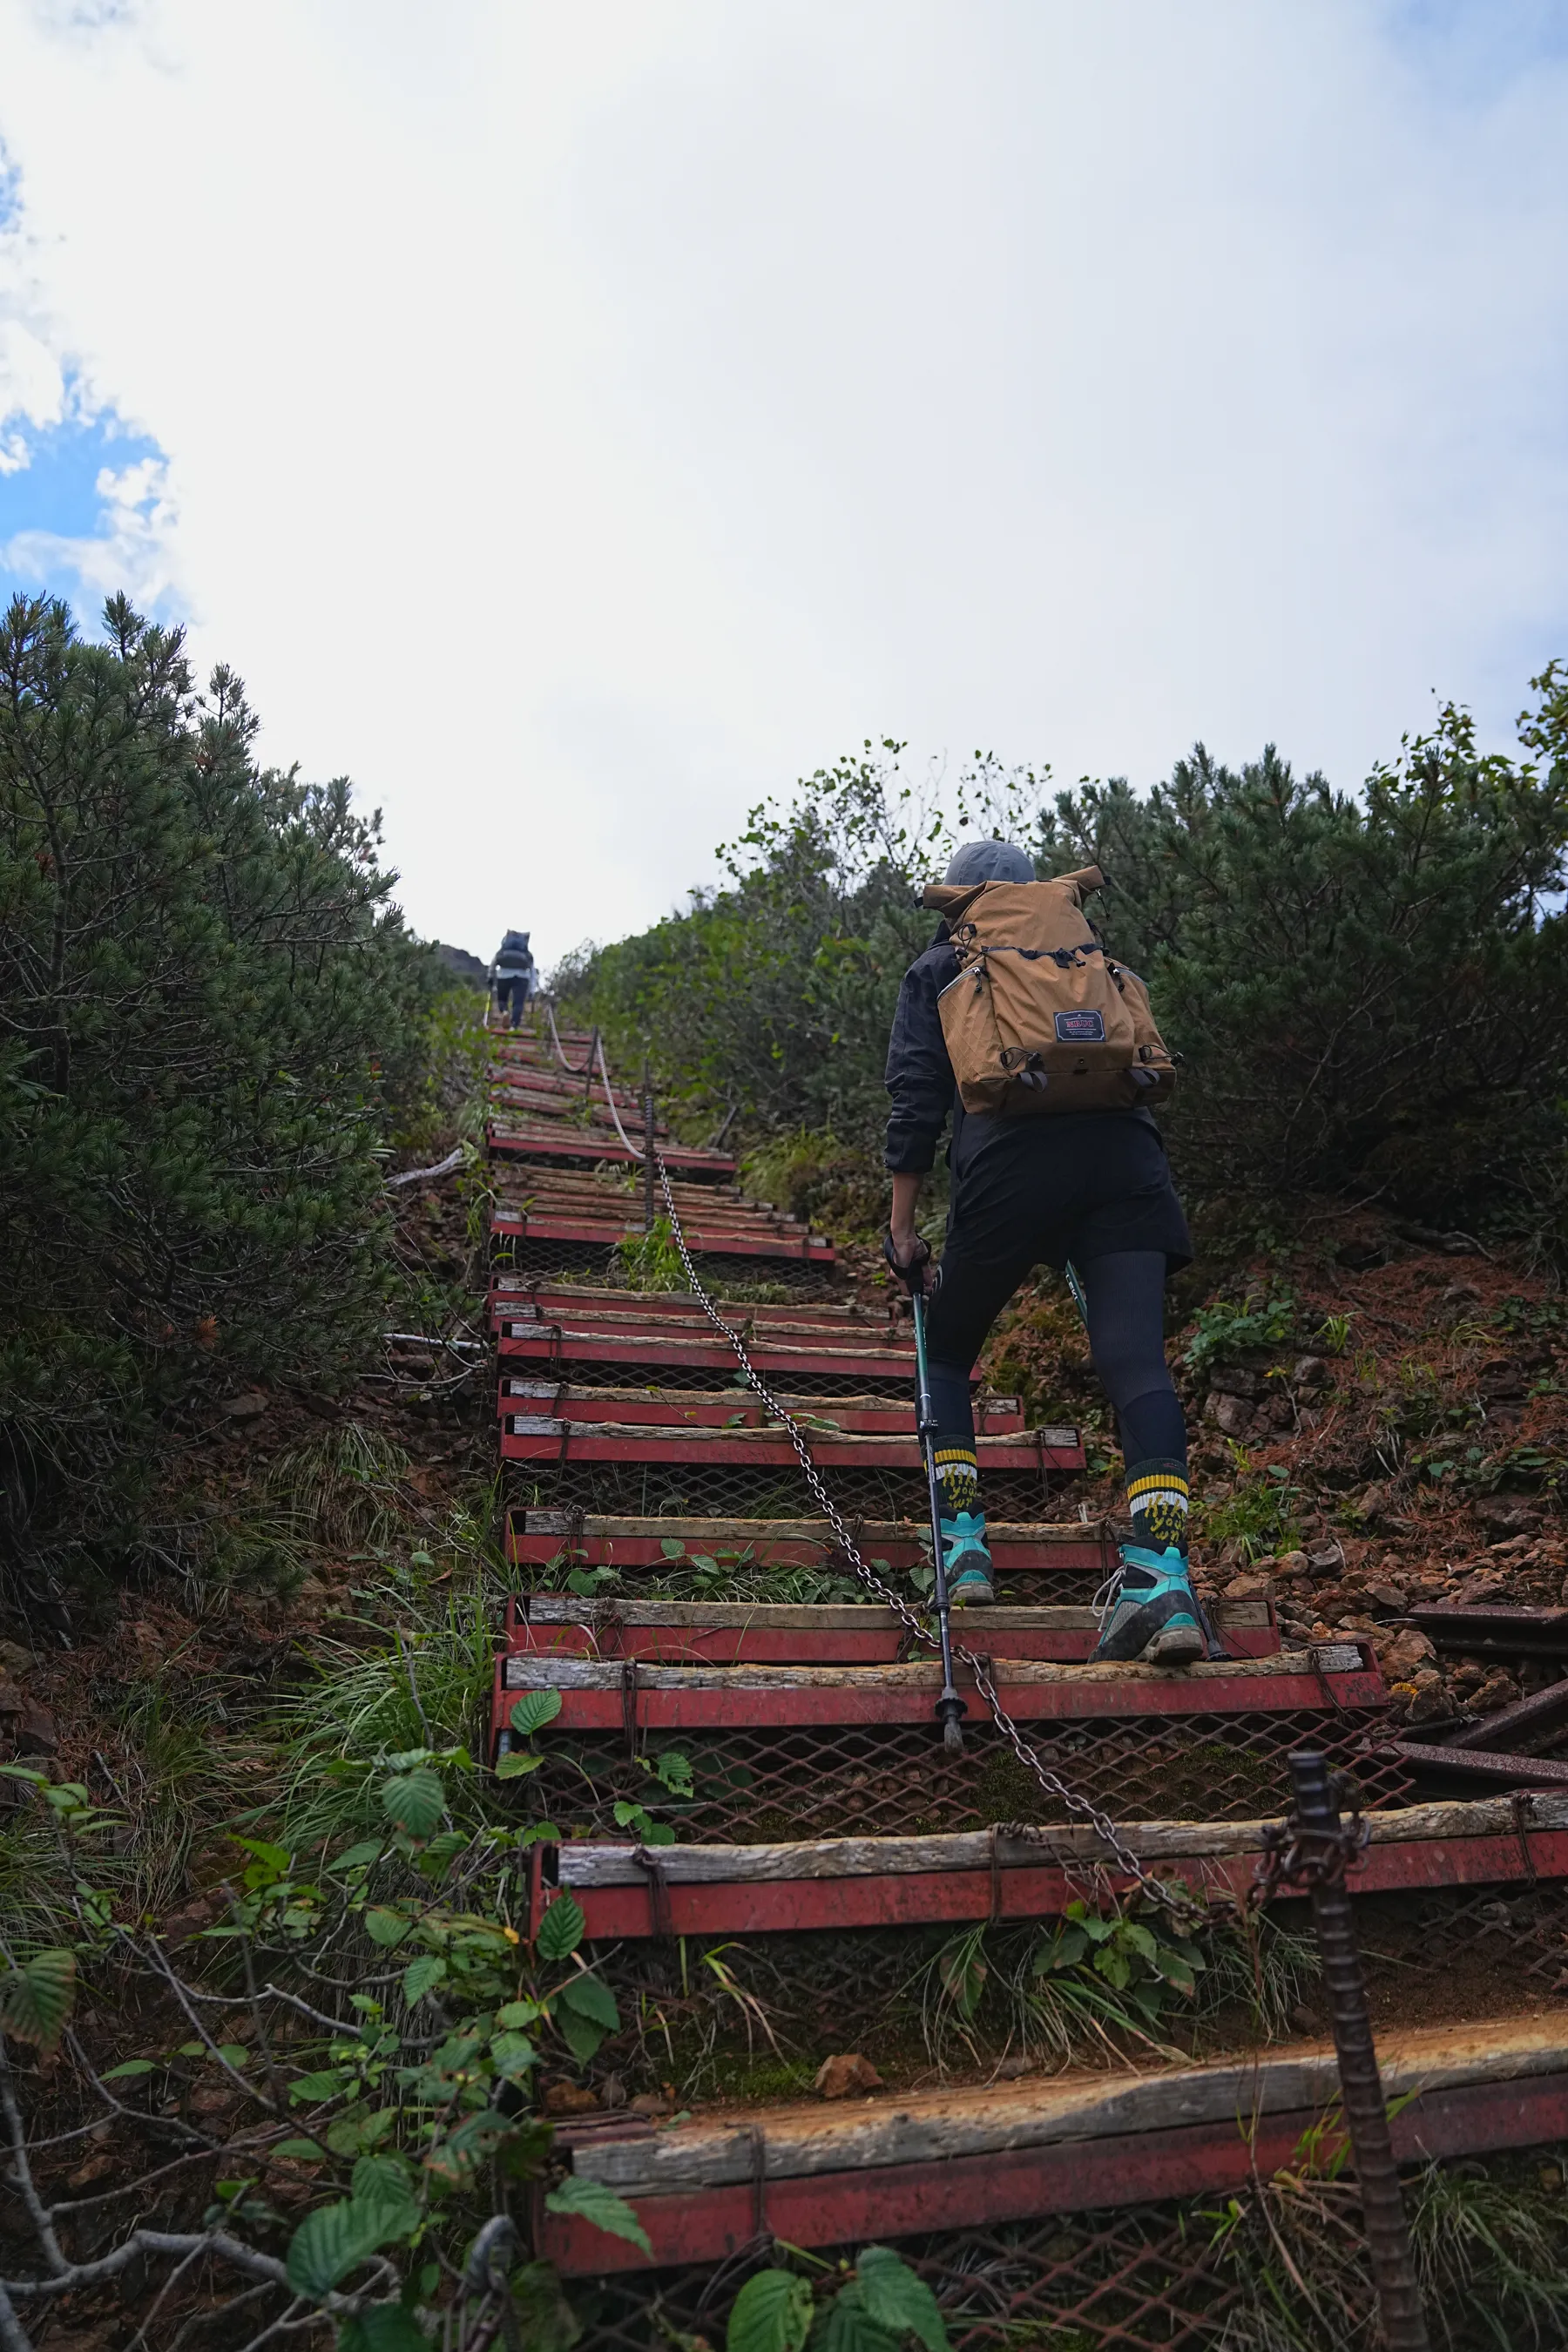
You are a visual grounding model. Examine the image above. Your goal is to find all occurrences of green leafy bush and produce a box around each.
[0,592,440,1605]
[561,676,1568,1256]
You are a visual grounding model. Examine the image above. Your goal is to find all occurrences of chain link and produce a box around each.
[652,1156,1208,1924]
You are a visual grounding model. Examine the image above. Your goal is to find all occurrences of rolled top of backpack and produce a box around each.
[922,862,1104,920]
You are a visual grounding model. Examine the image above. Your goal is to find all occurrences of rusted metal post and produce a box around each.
[642,1055,656,1232]
[1286,1749,1430,2350]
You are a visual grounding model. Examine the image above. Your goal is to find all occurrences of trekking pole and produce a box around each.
[1259,1752,1430,2350]
[910,1286,967,1756]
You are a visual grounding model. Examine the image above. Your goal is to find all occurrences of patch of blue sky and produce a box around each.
[0,409,161,540]
[1380,0,1568,105]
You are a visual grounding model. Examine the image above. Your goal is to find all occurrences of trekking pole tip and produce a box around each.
[943,1716,964,1754]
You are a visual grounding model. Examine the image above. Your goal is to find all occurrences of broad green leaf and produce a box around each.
[544,2176,652,2256]
[815,2282,900,2352]
[1034,1922,1089,1974]
[517,1822,564,1848]
[496,1999,543,2029]
[338,2304,430,2352]
[330,1840,386,1876]
[646,1749,694,1798]
[290,2068,352,2105]
[643,1821,677,1848]
[510,1691,563,1736]
[856,2247,950,2352]
[1122,1923,1159,1964]
[364,1909,410,1949]
[232,1836,292,1876]
[380,1769,445,1840]
[727,2268,813,2352]
[558,1974,620,2031]
[659,1537,686,1559]
[0,1949,75,2054]
[556,2006,607,2063]
[490,2030,538,2078]
[1150,1948,1196,1997]
[352,2153,417,2220]
[285,2193,416,2298]
[100,2058,158,2081]
[402,1956,446,2004]
[537,1893,585,1962]
[496,1751,545,1781]
[272,2139,328,2161]
[1093,1944,1131,1990]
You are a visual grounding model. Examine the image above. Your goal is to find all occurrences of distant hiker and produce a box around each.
[490,930,537,1028]
[883,837,1206,1666]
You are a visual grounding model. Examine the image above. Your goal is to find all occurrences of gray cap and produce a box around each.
[943,837,1035,886]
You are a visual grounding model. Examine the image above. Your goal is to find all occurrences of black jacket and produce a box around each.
[883,933,963,1173]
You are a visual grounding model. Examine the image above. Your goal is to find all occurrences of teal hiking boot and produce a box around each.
[942,1510,994,1605]
[1091,1544,1203,1665]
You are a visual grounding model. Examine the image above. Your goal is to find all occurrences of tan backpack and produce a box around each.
[922,863,1179,1116]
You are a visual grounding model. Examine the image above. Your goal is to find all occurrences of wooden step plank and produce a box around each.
[497,1382,1026,1436]
[484,1126,736,1179]
[554,1790,1568,1882]
[504,1593,1277,1665]
[491,1282,896,1326]
[497,1644,1380,1728]
[562,2015,1568,2194]
[539,2065,1568,2272]
[544,1802,1568,1938]
[499,1420,1083,1470]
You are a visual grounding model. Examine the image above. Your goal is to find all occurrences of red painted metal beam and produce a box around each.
[504,1526,1112,1575]
[547,1821,1568,1941]
[532,2072,1568,2274]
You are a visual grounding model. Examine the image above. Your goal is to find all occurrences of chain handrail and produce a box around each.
[516,1019,1214,1921]
[652,1157,1208,1923]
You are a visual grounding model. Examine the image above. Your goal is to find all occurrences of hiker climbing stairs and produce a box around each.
[483,1011,1568,2344]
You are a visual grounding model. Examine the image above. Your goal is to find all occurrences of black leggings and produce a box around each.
[928,1248,1186,1470]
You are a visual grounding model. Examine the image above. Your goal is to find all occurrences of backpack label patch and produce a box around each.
[1054,1010,1105,1044]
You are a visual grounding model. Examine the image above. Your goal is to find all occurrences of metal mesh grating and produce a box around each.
[504,1460,1063,1524]
[524,1712,1411,1844]
[568,2206,1261,2352]
[498,1356,918,1399]
[491,1236,837,1296]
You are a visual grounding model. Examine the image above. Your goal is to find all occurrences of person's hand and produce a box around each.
[882,1227,934,1296]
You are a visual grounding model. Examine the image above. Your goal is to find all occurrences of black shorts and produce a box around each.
[924,1111,1192,1368]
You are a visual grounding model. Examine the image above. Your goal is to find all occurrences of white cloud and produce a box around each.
[0,0,1565,965]
[3,453,179,603]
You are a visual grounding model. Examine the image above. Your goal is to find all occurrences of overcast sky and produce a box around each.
[3,0,1568,968]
